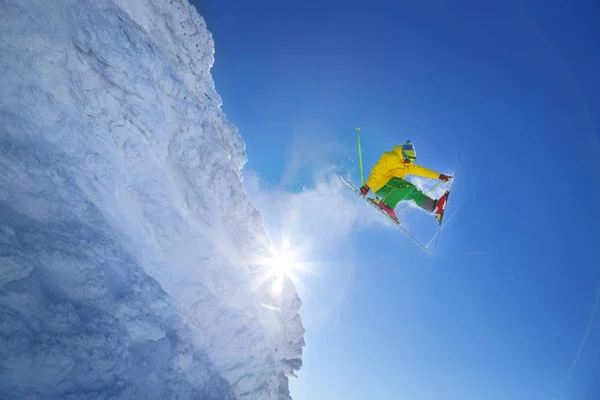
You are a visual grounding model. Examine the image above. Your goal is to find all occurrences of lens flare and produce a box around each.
[252,233,313,298]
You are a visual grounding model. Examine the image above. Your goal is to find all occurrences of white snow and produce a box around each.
[0,0,304,399]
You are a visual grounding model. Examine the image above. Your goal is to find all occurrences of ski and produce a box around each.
[437,153,460,227]
[427,152,461,251]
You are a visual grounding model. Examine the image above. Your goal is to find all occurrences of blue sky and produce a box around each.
[195,1,600,399]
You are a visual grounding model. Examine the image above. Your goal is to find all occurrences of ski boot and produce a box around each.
[371,198,398,221]
[434,190,450,224]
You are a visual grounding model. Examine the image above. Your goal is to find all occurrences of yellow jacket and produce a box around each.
[365,146,441,193]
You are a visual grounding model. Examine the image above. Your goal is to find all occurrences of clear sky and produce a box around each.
[195,1,600,399]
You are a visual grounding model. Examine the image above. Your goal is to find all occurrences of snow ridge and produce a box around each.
[0,0,304,399]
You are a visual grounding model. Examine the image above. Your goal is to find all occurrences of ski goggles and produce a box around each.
[402,145,416,163]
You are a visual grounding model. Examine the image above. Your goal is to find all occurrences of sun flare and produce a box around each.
[252,233,312,296]
[266,247,299,276]
[267,247,300,293]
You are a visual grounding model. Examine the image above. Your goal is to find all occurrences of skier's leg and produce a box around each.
[421,196,437,212]
[374,178,414,208]
[376,178,437,212]
[412,189,448,215]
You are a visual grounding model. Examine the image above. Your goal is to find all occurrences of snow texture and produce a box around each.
[0,0,304,399]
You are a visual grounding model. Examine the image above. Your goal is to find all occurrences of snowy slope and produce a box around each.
[0,0,304,399]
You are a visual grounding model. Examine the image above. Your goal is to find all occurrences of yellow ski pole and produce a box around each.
[356,126,365,186]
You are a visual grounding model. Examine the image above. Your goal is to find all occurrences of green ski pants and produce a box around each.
[374,177,435,211]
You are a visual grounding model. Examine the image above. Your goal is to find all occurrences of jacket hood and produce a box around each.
[393,145,405,158]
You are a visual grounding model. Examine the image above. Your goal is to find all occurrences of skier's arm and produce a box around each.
[409,164,442,179]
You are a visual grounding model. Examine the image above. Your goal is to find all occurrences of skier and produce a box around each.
[359,140,451,222]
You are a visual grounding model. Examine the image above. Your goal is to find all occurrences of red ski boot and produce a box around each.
[378,201,398,221]
[434,191,450,223]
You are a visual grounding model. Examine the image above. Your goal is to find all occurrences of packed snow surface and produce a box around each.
[0,0,304,399]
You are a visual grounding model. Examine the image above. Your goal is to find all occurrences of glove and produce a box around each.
[360,185,370,196]
[439,174,451,182]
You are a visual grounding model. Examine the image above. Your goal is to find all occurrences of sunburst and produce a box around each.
[252,232,313,297]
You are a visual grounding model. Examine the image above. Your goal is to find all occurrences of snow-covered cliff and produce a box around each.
[0,0,304,398]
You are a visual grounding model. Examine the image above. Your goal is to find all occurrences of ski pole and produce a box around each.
[356,126,364,186]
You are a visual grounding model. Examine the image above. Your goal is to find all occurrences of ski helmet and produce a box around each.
[402,140,416,163]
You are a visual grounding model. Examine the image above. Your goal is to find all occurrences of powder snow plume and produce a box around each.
[0,0,304,399]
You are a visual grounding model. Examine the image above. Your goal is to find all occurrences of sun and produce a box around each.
[267,246,299,276]
[266,246,300,293]
[252,233,311,296]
